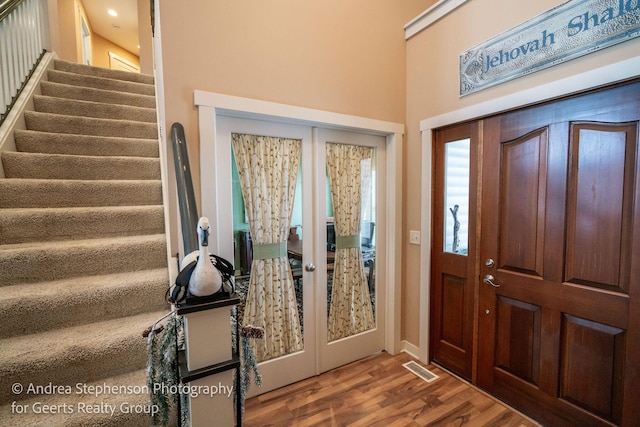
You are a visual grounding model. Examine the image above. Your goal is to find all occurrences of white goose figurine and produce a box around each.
[189,217,223,297]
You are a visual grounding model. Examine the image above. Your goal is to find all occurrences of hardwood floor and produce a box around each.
[243,352,541,426]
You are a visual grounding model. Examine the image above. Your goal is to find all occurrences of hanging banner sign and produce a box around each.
[459,0,640,96]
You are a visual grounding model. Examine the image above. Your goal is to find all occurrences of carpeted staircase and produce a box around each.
[0,59,170,426]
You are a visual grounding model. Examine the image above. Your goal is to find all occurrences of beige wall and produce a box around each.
[137,0,153,75]
[91,33,140,70]
[403,0,640,346]
[56,0,79,63]
[158,0,431,201]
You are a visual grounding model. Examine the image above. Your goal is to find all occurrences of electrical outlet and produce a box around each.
[409,230,421,245]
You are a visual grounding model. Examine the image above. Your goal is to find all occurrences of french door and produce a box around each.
[315,128,386,374]
[216,116,386,395]
[477,81,640,426]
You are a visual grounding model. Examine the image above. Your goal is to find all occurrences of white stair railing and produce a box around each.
[0,0,49,127]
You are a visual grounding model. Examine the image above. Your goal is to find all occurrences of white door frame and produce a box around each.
[195,91,404,356]
[418,57,640,364]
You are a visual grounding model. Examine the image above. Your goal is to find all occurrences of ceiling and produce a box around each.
[82,0,140,55]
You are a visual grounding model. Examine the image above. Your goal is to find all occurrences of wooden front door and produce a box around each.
[477,81,640,426]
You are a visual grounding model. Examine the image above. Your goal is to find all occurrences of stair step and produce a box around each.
[40,81,156,109]
[2,152,161,180]
[0,269,169,338]
[54,58,154,85]
[0,179,163,208]
[33,95,157,123]
[14,130,159,158]
[0,310,166,405]
[0,206,165,244]
[25,111,158,139]
[0,234,167,286]
[0,178,163,208]
[48,69,155,97]
[0,369,153,426]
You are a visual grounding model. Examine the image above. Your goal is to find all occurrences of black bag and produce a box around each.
[167,255,235,304]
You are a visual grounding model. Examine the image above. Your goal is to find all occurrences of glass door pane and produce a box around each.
[444,139,470,255]
[326,142,376,342]
[230,133,304,363]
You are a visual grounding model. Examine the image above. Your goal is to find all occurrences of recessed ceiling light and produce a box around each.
[108,9,118,17]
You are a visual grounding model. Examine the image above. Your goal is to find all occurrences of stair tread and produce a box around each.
[14,129,159,147]
[0,369,152,426]
[13,129,159,158]
[25,110,157,125]
[3,368,149,403]
[0,178,163,208]
[0,268,168,303]
[0,177,162,185]
[0,234,167,285]
[33,94,157,123]
[0,309,165,364]
[48,69,155,96]
[24,111,158,140]
[2,151,160,180]
[0,268,168,339]
[0,310,167,407]
[0,205,164,215]
[0,205,165,244]
[40,81,156,109]
[54,58,154,84]
[0,233,166,252]
[3,150,160,162]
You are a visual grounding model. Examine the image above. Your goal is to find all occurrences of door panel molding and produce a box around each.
[495,296,541,386]
[499,128,548,276]
[565,122,637,293]
[560,314,624,424]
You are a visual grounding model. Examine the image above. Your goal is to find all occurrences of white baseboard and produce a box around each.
[400,340,424,362]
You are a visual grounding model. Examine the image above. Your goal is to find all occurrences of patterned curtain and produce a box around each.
[326,143,375,341]
[232,133,303,362]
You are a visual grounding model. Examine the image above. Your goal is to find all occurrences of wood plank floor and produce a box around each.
[243,351,541,427]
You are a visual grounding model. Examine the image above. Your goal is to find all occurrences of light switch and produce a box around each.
[409,230,421,245]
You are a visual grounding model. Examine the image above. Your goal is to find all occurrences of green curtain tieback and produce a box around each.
[253,242,287,259]
[336,234,360,250]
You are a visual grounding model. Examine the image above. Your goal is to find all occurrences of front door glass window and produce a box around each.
[444,139,470,255]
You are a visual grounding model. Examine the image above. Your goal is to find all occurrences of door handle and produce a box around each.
[483,274,500,288]
[305,263,316,272]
